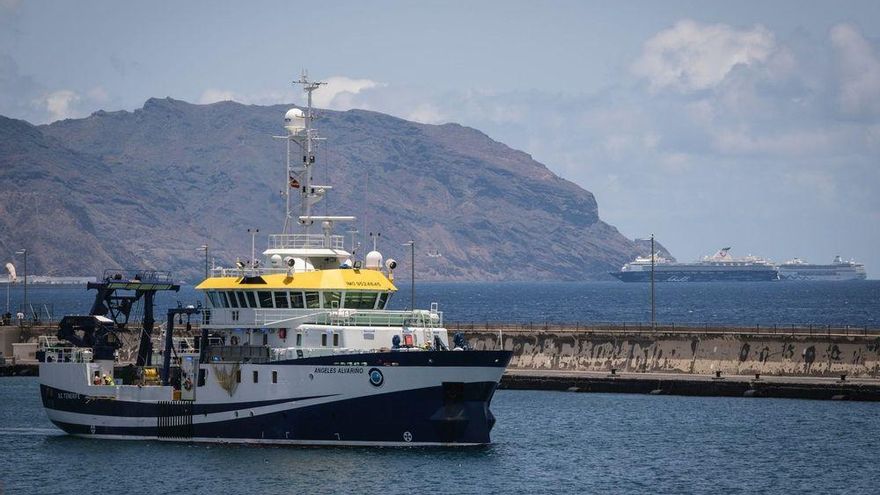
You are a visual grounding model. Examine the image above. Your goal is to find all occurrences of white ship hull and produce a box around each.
[39,350,511,446]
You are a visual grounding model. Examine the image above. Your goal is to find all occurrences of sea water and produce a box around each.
[2,281,878,493]
[1,377,878,494]
[7,280,880,327]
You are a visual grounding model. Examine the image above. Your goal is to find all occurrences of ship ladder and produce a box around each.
[157,400,194,440]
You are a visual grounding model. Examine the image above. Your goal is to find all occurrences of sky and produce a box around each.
[2,0,879,276]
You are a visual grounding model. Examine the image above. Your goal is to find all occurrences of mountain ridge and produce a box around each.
[1,98,646,281]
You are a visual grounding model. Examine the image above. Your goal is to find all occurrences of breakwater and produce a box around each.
[457,323,880,377]
[457,323,880,400]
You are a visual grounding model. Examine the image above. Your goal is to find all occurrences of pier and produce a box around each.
[456,322,880,401]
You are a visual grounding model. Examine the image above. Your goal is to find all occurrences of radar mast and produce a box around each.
[278,71,354,250]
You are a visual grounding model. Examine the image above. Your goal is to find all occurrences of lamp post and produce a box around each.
[199,244,209,280]
[650,234,655,330]
[198,244,209,309]
[5,266,10,316]
[248,228,260,267]
[403,240,414,310]
[15,249,27,322]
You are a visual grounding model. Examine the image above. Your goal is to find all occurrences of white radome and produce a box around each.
[284,108,306,134]
[365,250,383,270]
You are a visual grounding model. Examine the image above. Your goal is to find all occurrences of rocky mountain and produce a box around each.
[1,98,649,281]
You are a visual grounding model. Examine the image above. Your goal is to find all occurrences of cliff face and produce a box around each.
[1,98,643,281]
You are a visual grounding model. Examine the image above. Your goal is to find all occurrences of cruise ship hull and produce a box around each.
[40,350,512,446]
[778,268,867,281]
[611,269,779,282]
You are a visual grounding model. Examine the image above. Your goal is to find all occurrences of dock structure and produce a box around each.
[454,322,880,401]
[502,369,880,401]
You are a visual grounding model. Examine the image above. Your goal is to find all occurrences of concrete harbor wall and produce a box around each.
[456,324,880,378]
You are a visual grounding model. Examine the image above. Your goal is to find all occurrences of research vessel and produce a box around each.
[611,247,779,282]
[37,74,511,446]
[778,256,867,281]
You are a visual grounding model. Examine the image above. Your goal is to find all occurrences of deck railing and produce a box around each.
[252,308,444,328]
[267,234,345,250]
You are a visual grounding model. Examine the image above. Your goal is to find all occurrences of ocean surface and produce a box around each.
[2,282,879,493]
[1,377,879,494]
[7,280,880,327]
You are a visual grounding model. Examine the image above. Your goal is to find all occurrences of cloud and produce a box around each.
[632,19,777,92]
[195,78,384,110]
[829,23,880,118]
[39,90,80,122]
[311,76,383,110]
[198,88,237,104]
[711,128,839,156]
[407,103,445,124]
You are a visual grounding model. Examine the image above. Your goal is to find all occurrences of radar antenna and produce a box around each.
[275,71,354,247]
[279,71,326,234]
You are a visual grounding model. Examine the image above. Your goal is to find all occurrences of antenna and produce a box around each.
[292,72,326,235]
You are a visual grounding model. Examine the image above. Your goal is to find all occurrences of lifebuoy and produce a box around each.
[230,335,240,346]
[279,328,287,340]
[183,378,193,391]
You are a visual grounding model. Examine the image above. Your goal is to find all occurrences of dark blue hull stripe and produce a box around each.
[611,271,778,282]
[40,385,336,417]
[271,350,512,367]
[45,382,499,445]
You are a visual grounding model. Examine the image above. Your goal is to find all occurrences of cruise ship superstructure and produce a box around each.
[37,74,512,446]
[778,256,867,281]
[611,247,779,282]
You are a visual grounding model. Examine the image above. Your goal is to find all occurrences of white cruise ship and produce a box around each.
[611,247,779,282]
[778,256,867,281]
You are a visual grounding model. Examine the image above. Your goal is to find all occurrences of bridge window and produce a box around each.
[274,291,290,308]
[305,292,320,309]
[207,292,219,308]
[258,291,273,308]
[219,292,230,308]
[345,292,378,310]
[227,291,239,308]
[236,291,248,308]
[377,292,390,309]
[324,292,341,309]
[290,292,304,308]
[245,291,257,308]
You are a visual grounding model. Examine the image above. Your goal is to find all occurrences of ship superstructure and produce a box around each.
[611,247,779,282]
[778,256,867,281]
[37,74,511,446]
